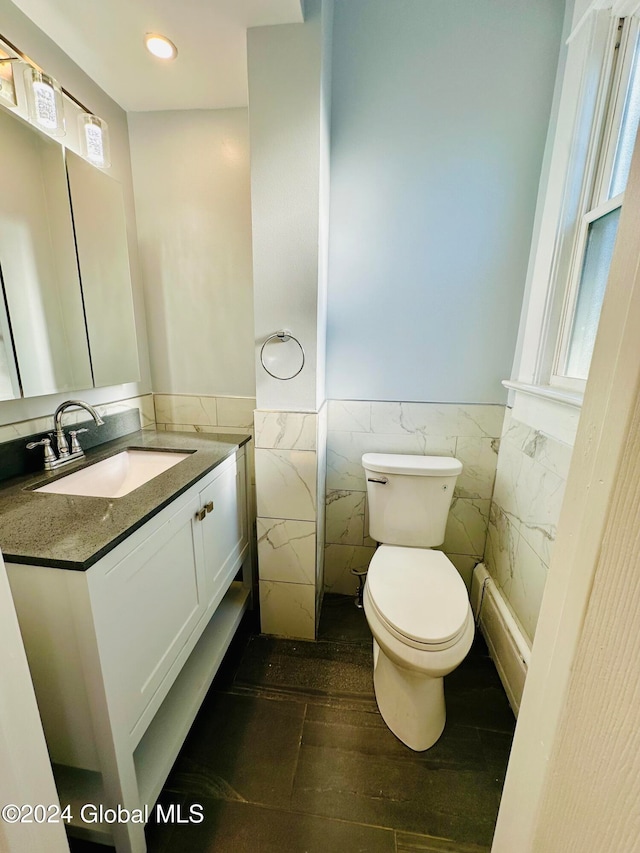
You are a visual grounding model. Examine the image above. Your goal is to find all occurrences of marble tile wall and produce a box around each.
[154,393,256,433]
[0,394,156,444]
[153,393,257,518]
[485,408,573,643]
[325,401,505,595]
[254,409,321,640]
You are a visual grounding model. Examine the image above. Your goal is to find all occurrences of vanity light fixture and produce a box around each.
[24,66,65,136]
[1,33,111,167]
[79,113,111,168]
[144,33,178,60]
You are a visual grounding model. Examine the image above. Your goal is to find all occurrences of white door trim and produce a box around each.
[0,551,69,853]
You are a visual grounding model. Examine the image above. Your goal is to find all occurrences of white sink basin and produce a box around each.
[35,449,192,498]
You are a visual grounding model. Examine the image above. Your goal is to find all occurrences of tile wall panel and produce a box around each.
[154,394,218,426]
[254,411,317,450]
[257,518,316,585]
[254,409,321,639]
[259,579,316,640]
[255,448,317,521]
[485,409,573,642]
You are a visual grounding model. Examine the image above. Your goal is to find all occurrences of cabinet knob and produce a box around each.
[196,507,207,522]
[205,501,214,514]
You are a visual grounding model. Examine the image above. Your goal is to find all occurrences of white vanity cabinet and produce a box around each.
[6,448,252,853]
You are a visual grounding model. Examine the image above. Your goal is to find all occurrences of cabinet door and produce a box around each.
[88,495,204,733]
[199,453,248,613]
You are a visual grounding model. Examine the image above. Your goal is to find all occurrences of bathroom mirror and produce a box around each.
[0,105,93,398]
[0,104,140,398]
[0,266,21,401]
[66,151,140,387]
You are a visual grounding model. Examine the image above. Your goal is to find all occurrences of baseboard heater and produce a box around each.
[470,564,531,716]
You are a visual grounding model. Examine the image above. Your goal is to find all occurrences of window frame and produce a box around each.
[510,3,640,412]
[551,15,639,389]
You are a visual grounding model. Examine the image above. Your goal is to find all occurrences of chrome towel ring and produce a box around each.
[260,330,305,380]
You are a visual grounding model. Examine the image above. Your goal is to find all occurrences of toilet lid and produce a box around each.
[367,546,469,646]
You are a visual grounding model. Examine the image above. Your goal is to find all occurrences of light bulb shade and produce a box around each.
[79,114,111,168]
[0,57,18,107]
[24,67,65,136]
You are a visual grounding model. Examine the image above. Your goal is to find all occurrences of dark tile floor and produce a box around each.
[69,594,514,853]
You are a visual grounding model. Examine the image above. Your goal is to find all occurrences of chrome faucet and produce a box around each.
[27,400,104,471]
[53,400,104,458]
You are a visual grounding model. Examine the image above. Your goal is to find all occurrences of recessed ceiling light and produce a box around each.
[144,33,178,61]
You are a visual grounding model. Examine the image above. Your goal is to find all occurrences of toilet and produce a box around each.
[362,452,474,751]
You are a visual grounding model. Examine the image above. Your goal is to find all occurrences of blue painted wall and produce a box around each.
[326,0,565,403]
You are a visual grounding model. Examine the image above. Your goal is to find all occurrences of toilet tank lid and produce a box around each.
[362,453,462,476]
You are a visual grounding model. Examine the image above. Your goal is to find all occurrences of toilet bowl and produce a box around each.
[361,452,474,751]
[363,545,474,751]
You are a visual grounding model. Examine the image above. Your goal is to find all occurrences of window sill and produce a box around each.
[502,380,583,409]
[502,381,582,446]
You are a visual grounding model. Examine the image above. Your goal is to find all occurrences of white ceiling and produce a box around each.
[9,0,305,111]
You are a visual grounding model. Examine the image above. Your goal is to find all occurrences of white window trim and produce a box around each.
[502,381,583,447]
[502,380,583,408]
[570,0,640,45]
[552,14,639,385]
[509,0,640,439]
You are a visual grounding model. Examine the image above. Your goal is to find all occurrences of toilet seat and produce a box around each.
[366,546,470,651]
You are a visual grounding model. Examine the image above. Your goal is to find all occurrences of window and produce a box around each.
[552,17,640,388]
[512,6,640,405]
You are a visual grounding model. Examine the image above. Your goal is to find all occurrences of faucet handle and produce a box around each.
[26,437,57,465]
[69,428,89,455]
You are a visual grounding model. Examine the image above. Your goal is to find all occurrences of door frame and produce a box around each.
[0,551,69,853]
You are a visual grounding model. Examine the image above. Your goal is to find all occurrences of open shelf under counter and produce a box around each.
[52,764,112,844]
[134,581,250,809]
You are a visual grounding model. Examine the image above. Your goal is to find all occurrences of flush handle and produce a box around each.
[367,476,388,485]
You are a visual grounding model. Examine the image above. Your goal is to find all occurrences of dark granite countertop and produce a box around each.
[0,429,250,571]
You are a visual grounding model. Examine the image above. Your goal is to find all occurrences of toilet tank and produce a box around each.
[362,453,462,547]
